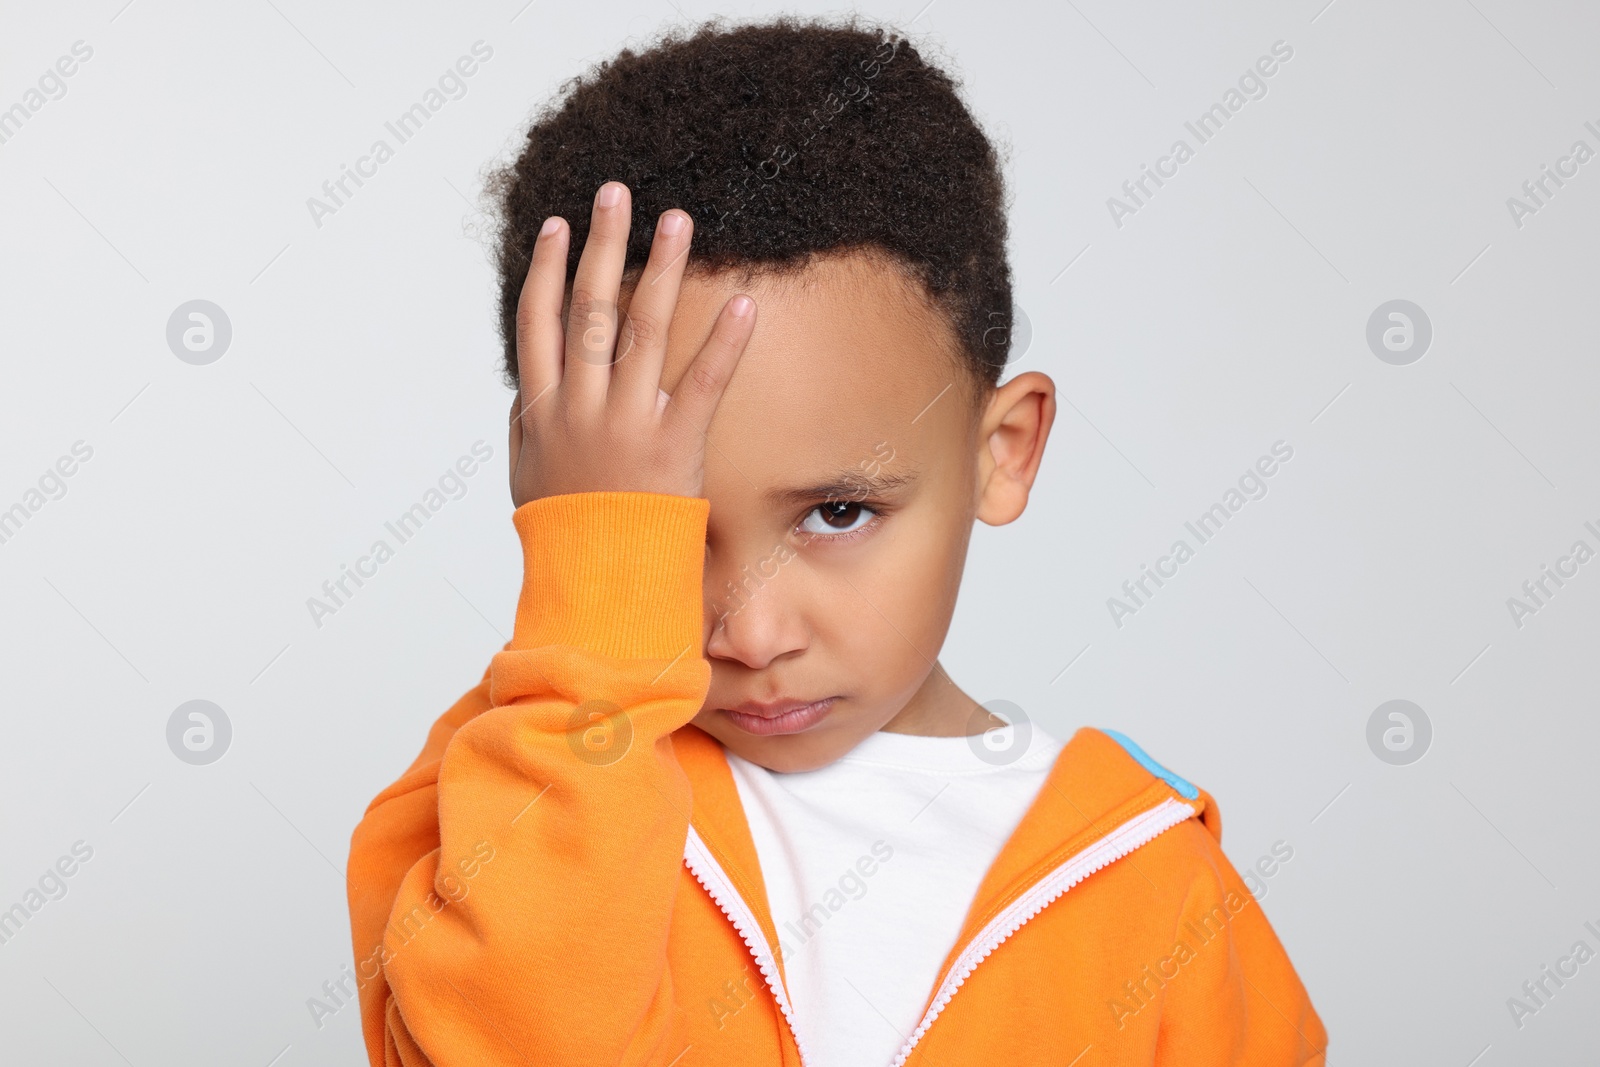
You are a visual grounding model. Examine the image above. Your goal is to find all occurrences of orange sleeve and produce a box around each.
[344,491,713,1066]
[1153,815,1328,1066]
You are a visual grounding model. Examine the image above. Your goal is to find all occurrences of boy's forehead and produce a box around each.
[653,252,969,486]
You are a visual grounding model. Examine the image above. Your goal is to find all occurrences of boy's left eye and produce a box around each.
[798,501,878,539]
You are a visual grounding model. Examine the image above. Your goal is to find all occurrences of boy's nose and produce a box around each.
[702,572,810,670]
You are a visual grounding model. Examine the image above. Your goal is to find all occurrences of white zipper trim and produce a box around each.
[887,796,1199,1067]
[683,824,813,1067]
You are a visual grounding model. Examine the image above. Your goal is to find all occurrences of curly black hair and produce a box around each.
[486,15,1013,404]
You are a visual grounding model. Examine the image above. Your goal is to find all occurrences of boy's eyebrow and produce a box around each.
[765,467,919,507]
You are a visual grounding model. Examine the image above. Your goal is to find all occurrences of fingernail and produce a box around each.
[597,182,623,208]
[540,216,560,236]
[729,295,753,318]
[659,211,686,237]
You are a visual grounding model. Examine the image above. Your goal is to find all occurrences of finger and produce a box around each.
[612,209,693,408]
[507,391,524,500]
[564,181,632,405]
[514,215,569,422]
[662,294,755,438]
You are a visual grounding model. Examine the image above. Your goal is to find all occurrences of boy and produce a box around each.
[346,17,1326,1066]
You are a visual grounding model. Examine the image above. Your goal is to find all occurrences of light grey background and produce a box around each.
[2,0,1596,1062]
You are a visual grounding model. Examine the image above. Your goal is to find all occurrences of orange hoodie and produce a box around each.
[346,491,1328,1065]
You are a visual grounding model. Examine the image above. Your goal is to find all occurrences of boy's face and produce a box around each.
[629,249,1053,773]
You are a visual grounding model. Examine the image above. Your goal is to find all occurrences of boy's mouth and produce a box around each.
[718,696,839,736]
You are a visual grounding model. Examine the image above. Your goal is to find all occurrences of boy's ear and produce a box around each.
[974,371,1057,527]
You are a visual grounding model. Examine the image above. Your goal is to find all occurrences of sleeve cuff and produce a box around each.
[509,491,709,661]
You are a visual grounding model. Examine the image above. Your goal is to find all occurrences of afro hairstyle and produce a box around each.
[486,14,1015,405]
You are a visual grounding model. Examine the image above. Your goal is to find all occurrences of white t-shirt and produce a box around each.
[724,724,1065,1067]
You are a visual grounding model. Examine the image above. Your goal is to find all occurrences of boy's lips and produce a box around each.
[718,696,838,736]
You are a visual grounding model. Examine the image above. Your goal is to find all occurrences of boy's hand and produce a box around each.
[508,180,756,507]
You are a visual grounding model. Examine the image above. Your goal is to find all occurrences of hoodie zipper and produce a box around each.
[684,795,1197,1067]
[683,824,814,1067]
[886,796,1199,1067]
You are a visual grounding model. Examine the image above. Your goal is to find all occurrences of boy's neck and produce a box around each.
[879,661,1002,738]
